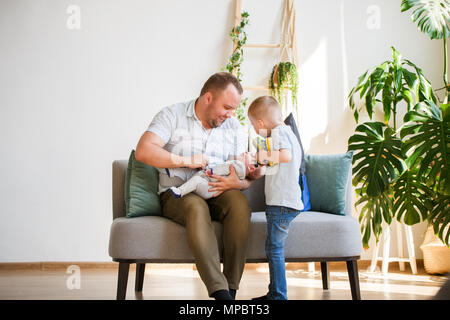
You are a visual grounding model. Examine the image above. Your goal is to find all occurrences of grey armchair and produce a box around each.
[109,159,362,300]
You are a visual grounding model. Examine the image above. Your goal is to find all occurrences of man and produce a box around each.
[135,72,262,300]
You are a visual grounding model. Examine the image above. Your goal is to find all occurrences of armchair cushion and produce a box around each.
[305,151,353,216]
[125,150,161,218]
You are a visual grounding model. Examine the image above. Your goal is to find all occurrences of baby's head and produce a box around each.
[247,96,283,137]
[236,152,257,175]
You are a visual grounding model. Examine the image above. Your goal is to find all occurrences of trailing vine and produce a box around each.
[269,61,299,111]
[225,11,249,82]
[225,11,250,126]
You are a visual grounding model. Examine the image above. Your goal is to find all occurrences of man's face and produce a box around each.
[205,84,241,128]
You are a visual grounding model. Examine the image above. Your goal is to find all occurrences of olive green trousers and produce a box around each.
[160,189,251,296]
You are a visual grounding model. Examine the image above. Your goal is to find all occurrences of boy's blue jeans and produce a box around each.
[265,205,300,300]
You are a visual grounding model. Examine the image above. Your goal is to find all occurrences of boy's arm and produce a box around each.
[257,148,292,164]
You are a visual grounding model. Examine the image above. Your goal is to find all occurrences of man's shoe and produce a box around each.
[211,289,233,300]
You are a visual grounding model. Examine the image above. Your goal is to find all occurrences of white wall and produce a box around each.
[0,0,444,262]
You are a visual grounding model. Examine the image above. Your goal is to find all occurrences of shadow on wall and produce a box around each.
[294,0,437,260]
[294,0,392,155]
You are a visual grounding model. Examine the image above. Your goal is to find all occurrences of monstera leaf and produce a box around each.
[401,102,450,195]
[356,188,393,249]
[392,168,434,225]
[401,102,450,246]
[348,122,406,197]
[429,194,450,245]
[348,47,437,124]
[401,0,450,40]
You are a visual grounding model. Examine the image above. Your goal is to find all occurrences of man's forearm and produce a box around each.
[237,178,252,190]
[135,143,184,168]
[240,178,252,190]
[136,131,208,170]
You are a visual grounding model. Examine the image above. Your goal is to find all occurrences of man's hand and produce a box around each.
[206,165,241,197]
[182,154,209,170]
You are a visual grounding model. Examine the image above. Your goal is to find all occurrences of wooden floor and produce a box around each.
[0,262,447,300]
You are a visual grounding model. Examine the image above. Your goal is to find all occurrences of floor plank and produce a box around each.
[0,262,446,300]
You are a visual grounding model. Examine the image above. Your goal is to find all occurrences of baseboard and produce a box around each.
[0,260,424,271]
[0,262,120,271]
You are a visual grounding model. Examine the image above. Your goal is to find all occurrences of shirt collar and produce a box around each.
[186,98,197,119]
[186,98,227,132]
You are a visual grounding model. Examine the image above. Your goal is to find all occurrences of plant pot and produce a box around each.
[420,225,450,275]
[272,64,279,85]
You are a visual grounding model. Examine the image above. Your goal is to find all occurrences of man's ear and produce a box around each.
[204,92,213,104]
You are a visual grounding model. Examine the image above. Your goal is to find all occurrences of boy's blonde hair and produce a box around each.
[248,96,282,125]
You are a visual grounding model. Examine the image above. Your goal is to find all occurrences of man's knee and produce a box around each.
[183,196,211,224]
[219,190,251,218]
[210,190,251,243]
[162,192,210,226]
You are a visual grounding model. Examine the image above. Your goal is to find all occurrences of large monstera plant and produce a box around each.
[347,47,450,249]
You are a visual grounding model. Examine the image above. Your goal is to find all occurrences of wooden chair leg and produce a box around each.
[346,260,361,300]
[321,262,330,290]
[135,263,146,292]
[117,262,130,300]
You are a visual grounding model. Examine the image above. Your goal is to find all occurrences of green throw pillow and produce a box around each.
[125,150,161,218]
[305,151,353,215]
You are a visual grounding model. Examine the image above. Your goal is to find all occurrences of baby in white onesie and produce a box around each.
[169,159,247,199]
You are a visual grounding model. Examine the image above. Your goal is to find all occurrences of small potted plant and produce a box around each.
[269,61,299,113]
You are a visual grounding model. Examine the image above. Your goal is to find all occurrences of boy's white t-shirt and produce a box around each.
[264,124,304,211]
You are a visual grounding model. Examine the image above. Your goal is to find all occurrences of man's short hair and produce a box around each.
[200,72,243,96]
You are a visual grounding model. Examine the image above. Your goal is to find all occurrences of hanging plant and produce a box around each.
[269,61,299,111]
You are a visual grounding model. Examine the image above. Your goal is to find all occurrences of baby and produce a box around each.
[166,153,256,199]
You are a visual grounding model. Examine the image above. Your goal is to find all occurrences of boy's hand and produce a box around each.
[256,150,269,166]
[247,165,266,180]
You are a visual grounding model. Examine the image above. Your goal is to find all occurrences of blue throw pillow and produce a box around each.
[299,173,311,211]
[284,113,311,211]
[305,151,353,215]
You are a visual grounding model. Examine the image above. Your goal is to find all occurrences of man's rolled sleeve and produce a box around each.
[146,107,174,144]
